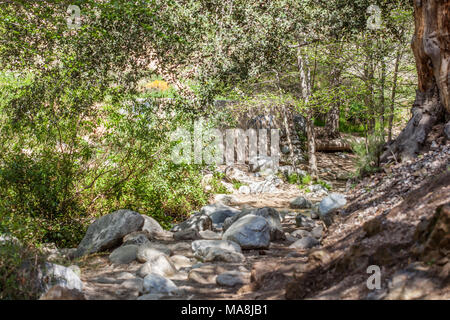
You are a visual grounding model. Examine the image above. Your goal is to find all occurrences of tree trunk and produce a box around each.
[388,49,402,142]
[381,0,450,163]
[379,55,386,139]
[297,46,318,180]
[325,49,343,139]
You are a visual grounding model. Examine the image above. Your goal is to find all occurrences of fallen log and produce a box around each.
[315,139,352,152]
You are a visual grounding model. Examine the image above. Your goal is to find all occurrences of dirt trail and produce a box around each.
[76,152,356,300]
[77,146,449,300]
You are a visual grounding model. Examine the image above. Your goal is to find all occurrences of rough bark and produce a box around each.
[388,49,402,142]
[325,67,342,139]
[297,46,318,179]
[381,0,450,163]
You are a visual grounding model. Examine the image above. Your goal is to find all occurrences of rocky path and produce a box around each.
[40,147,450,300]
[50,152,354,300]
[76,202,324,300]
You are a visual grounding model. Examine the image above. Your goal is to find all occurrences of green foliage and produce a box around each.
[301,174,312,185]
[317,179,332,191]
[232,180,247,191]
[0,239,43,300]
[351,132,386,178]
[209,172,230,195]
[0,0,416,251]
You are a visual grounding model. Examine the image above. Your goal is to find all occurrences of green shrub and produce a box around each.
[351,132,385,178]
[317,179,332,191]
[0,238,44,300]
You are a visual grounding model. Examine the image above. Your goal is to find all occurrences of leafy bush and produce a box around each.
[351,132,385,178]
[317,179,332,191]
[0,238,44,300]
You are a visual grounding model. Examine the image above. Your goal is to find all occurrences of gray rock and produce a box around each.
[74,209,144,257]
[248,175,282,194]
[122,232,151,246]
[311,225,324,239]
[171,212,212,233]
[168,242,193,257]
[109,245,139,264]
[195,247,245,263]
[142,273,179,295]
[173,228,200,241]
[308,184,329,196]
[137,243,171,263]
[199,230,222,240]
[281,145,290,155]
[216,271,250,287]
[68,265,81,278]
[319,193,347,226]
[291,229,313,239]
[200,204,240,230]
[223,215,270,249]
[289,236,319,249]
[285,233,298,243]
[116,272,136,281]
[41,263,83,293]
[191,240,241,254]
[319,193,347,216]
[141,215,164,235]
[170,255,193,269]
[295,215,316,229]
[290,197,312,209]
[137,255,177,278]
[214,194,238,206]
[223,207,284,241]
[121,278,144,292]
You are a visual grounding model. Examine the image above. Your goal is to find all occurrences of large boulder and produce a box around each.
[318,193,347,226]
[171,212,212,233]
[200,204,240,230]
[137,243,171,263]
[109,245,139,264]
[142,273,179,295]
[40,263,83,293]
[137,255,177,278]
[290,197,312,209]
[222,215,271,249]
[223,207,284,241]
[141,215,164,235]
[74,209,144,257]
